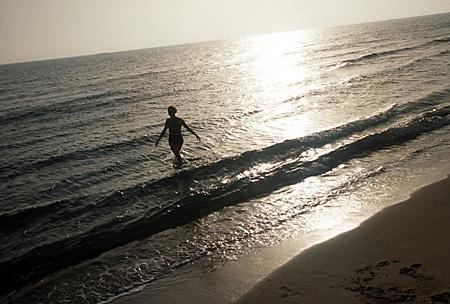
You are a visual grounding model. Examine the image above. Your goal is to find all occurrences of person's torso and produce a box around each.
[167,117,183,137]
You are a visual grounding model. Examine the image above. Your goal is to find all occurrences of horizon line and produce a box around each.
[1,11,449,67]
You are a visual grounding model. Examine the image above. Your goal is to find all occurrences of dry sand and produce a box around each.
[237,176,450,304]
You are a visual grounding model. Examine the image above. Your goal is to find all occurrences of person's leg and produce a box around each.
[169,137,183,165]
[170,146,182,165]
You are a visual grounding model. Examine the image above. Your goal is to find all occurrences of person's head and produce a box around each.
[168,106,177,117]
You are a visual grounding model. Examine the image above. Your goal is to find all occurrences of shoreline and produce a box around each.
[109,220,350,304]
[237,175,450,303]
[110,175,450,304]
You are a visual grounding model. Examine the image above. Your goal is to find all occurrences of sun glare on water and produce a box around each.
[239,30,324,141]
[246,31,314,92]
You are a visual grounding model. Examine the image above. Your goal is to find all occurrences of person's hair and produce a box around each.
[168,106,177,116]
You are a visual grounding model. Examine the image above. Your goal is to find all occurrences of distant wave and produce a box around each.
[336,35,450,68]
[0,91,120,125]
[0,133,155,182]
[431,36,450,44]
[343,46,416,65]
[342,48,450,86]
[1,104,449,295]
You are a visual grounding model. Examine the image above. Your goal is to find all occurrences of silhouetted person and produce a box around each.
[155,106,200,166]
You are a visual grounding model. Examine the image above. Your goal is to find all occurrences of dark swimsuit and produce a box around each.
[169,134,183,150]
[167,117,184,150]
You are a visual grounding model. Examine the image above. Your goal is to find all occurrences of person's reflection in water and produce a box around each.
[155,106,201,167]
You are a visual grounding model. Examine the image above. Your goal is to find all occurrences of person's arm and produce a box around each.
[182,119,200,141]
[155,120,169,147]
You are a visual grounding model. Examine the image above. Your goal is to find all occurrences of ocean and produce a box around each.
[1,13,449,304]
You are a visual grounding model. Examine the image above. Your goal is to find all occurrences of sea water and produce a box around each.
[0,13,449,304]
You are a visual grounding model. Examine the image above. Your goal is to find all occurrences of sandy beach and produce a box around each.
[237,176,450,304]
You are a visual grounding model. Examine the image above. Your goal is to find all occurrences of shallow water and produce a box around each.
[1,13,450,304]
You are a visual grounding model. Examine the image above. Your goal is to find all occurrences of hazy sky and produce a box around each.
[0,0,449,64]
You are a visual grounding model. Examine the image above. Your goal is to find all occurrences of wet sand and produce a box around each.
[237,176,450,304]
[109,225,342,304]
